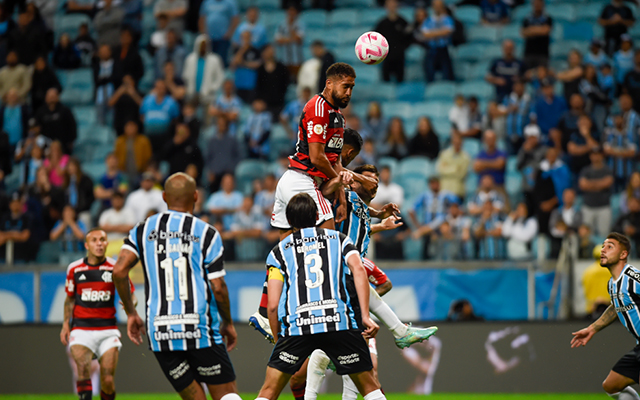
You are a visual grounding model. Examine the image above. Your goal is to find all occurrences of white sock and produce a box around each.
[305,349,331,400]
[369,286,407,338]
[609,387,640,400]
[363,389,386,400]
[221,395,242,400]
[255,397,270,400]
[341,375,359,400]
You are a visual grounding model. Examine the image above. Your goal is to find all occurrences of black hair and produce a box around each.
[326,62,356,80]
[343,128,363,153]
[353,164,379,177]
[607,232,631,258]
[286,193,317,229]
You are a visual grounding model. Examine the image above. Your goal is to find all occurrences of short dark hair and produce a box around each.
[343,128,363,153]
[607,232,631,257]
[353,164,379,177]
[326,62,356,80]
[112,190,125,199]
[286,193,317,229]
[85,227,106,241]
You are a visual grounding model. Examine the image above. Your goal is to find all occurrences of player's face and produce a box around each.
[329,76,355,108]
[352,171,379,201]
[341,145,358,167]
[85,230,108,259]
[600,239,626,267]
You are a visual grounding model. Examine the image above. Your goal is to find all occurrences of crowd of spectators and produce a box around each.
[0,0,640,264]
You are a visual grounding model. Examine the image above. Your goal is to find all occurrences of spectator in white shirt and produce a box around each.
[124,172,167,222]
[502,202,538,259]
[98,190,136,241]
[371,165,404,209]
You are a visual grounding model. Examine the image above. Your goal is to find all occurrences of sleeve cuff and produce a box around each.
[207,270,227,280]
[121,244,139,258]
[345,250,361,263]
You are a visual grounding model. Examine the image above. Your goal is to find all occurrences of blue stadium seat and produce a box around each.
[398,7,414,22]
[462,139,481,158]
[334,45,356,64]
[456,6,481,25]
[142,8,156,31]
[55,14,92,39]
[465,172,479,197]
[403,238,424,261]
[396,82,425,103]
[501,24,523,42]
[547,4,576,21]
[425,81,457,101]
[36,241,61,264]
[261,10,285,29]
[513,5,532,21]
[405,64,423,81]
[432,118,452,139]
[468,26,501,43]
[505,171,523,197]
[328,9,359,27]
[479,45,503,61]
[466,61,491,81]
[353,65,380,83]
[457,80,494,100]
[406,46,425,63]
[72,106,97,127]
[356,83,396,102]
[454,43,484,62]
[83,161,107,182]
[412,101,451,120]
[398,156,434,177]
[506,156,518,173]
[59,68,94,105]
[550,40,589,60]
[562,21,594,41]
[378,156,398,176]
[236,160,270,194]
[359,8,387,26]
[299,9,328,28]
[255,0,280,10]
[382,101,413,119]
[270,137,294,161]
[575,2,603,21]
[398,173,428,204]
[341,0,375,7]
[304,29,327,45]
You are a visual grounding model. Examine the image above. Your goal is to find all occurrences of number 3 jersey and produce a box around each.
[123,211,226,352]
[266,227,362,337]
[66,257,134,331]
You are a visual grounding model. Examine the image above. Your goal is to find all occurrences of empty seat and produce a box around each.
[505,172,523,197]
[562,21,594,41]
[513,5,532,21]
[575,2,603,21]
[299,9,328,28]
[341,0,375,7]
[454,43,484,62]
[83,161,107,182]
[506,156,519,173]
[406,46,425,63]
[501,24,522,41]
[357,83,396,102]
[462,139,481,158]
[55,14,92,38]
[328,9,359,27]
[468,25,501,43]
[466,61,491,81]
[547,4,576,21]
[412,101,451,120]
[456,6,481,25]
[353,65,380,83]
[398,156,433,177]
[425,81,457,101]
[465,172,479,197]
[457,80,494,100]
[261,10,286,29]
[359,8,387,26]
[382,101,413,119]
[72,106,97,127]
[255,0,279,10]
[59,68,93,105]
[378,156,398,176]
[396,82,425,103]
[405,64,424,81]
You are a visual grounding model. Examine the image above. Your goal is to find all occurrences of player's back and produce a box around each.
[608,263,640,343]
[335,189,371,257]
[267,227,362,337]
[123,210,226,351]
[289,94,345,180]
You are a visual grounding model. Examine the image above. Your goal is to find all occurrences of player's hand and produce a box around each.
[127,313,145,346]
[340,171,354,186]
[335,202,347,223]
[377,203,401,219]
[571,326,595,348]
[380,215,403,231]
[361,315,379,339]
[220,323,238,351]
[60,323,70,346]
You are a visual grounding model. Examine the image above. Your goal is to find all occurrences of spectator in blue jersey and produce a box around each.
[231,6,267,50]
[227,196,267,260]
[230,30,261,103]
[421,0,455,82]
[598,0,635,55]
[243,98,271,159]
[94,153,128,211]
[50,205,87,253]
[435,201,472,260]
[492,80,531,154]
[155,30,186,80]
[198,0,239,66]
[206,116,241,193]
[0,88,30,152]
[472,199,505,260]
[206,172,243,232]
[280,86,311,141]
[603,113,638,192]
[140,79,180,152]
[209,79,242,137]
[410,176,458,259]
[480,0,509,26]
[473,130,507,187]
[614,34,634,87]
[274,5,304,79]
[599,63,615,101]
[467,174,506,217]
[585,39,610,69]
[521,0,552,70]
[486,40,525,102]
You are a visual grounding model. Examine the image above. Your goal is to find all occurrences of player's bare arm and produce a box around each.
[211,276,237,351]
[375,280,393,297]
[346,253,379,339]
[113,248,145,345]
[267,274,284,344]
[371,215,404,234]
[60,295,75,346]
[309,142,340,182]
[370,203,401,220]
[571,304,617,348]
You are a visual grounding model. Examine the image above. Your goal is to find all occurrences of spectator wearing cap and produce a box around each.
[614,34,634,86]
[0,192,36,261]
[623,49,640,113]
[532,77,567,139]
[480,0,509,26]
[599,0,635,55]
[410,176,458,259]
[473,129,507,187]
[114,120,152,185]
[603,112,638,192]
[0,88,30,151]
[517,124,548,212]
[521,0,552,69]
[421,0,455,82]
[485,39,525,102]
[578,148,615,237]
[98,190,136,242]
[124,172,167,222]
[585,39,610,68]
[198,0,240,66]
[491,80,531,155]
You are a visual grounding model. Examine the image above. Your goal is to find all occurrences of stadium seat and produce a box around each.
[235,239,267,261]
[505,172,523,197]
[398,156,434,177]
[501,24,523,42]
[255,0,280,10]
[506,156,518,173]
[72,106,97,127]
[83,161,107,182]
[465,172,479,197]
[236,160,270,182]
[575,2,603,21]
[406,46,425,63]
[457,80,494,100]
[432,118,452,139]
[59,68,93,105]
[466,61,491,81]
[378,157,398,176]
[462,139,481,158]
[550,40,589,60]
[456,6,481,25]
[425,81,457,101]
[562,21,594,41]
[512,5,532,21]
[341,0,375,7]
[546,4,576,21]
[36,241,61,264]
[382,101,413,119]
[468,26,501,44]
[403,238,424,261]
[353,64,380,83]
[261,10,285,29]
[270,137,294,161]
[405,64,423,81]
[357,83,396,102]
[412,101,451,120]
[299,9,328,29]
[454,43,484,62]
[359,8,387,26]
[328,9,359,27]
[339,28,364,46]
[479,45,503,61]
[55,14,92,39]
[396,82,425,103]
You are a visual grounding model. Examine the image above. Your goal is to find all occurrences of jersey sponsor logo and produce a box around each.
[278,351,300,365]
[295,299,338,314]
[327,137,343,149]
[79,274,87,281]
[368,275,378,283]
[81,289,111,302]
[625,269,640,283]
[101,271,112,283]
[156,243,194,255]
[296,241,326,254]
[197,364,221,376]
[169,361,190,380]
[616,303,635,313]
[154,329,202,341]
[147,229,201,243]
[295,312,341,327]
[153,313,200,327]
[337,353,361,365]
[66,279,74,292]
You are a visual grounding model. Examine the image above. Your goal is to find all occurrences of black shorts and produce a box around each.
[612,345,640,383]
[153,345,236,392]
[268,330,373,376]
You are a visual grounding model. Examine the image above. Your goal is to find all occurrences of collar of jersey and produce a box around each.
[84,257,106,267]
[319,94,339,110]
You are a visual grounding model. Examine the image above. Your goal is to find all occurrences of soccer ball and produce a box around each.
[354,31,389,65]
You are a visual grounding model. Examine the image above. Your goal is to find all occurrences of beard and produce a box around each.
[331,90,350,109]
[600,256,617,268]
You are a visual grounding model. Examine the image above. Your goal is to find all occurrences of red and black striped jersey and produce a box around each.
[65,257,134,331]
[363,257,388,286]
[289,94,345,181]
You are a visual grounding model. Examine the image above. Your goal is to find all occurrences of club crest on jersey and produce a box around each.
[102,271,112,283]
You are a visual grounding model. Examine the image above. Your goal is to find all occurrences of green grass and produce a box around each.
[0,394,610,399]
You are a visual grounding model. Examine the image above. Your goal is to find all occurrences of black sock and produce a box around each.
[76,379,92,400]
[291,382,305,400]
[101,389,115,400]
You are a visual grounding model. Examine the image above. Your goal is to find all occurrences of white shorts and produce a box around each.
[368,337,378,356]
[270,169,334,230]
[69,328,122,358]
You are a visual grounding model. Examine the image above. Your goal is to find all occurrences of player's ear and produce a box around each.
[84,241,89,251]
[162,191,167,203]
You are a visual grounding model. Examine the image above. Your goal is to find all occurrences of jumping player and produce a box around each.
[254,193,387,400]
[113,173,242,400]
[571,233,640,400]
[60,228,136,400]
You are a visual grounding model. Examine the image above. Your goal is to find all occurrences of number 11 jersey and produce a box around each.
[123,211,225,352]
[266,227,362,337]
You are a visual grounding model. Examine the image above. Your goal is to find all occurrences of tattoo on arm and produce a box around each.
[592,305,617,332]
[63,296,75,325]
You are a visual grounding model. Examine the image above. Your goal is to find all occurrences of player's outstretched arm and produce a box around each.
[211,277,237,351]
[371,215,404,234]
[571,304,617,348]
[113,248,145,345]
[346,253,379,339]
[60,295,75,346]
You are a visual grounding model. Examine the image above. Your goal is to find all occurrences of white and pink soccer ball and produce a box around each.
[354,31,389,65]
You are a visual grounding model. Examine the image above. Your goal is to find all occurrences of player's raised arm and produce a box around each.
[571,304,617,348]
[370,215,404,234]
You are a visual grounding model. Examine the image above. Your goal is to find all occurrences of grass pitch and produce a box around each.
[0,394,611,399]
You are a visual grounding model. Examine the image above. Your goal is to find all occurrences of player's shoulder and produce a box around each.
[66,257,86,274]
[303,94,328,115]
[624,264,640,282]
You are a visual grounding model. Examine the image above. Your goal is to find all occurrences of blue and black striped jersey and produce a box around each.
[608,264,640,344]
[335,189,371,257]
[122,211,225,352]
[266,227,362,337]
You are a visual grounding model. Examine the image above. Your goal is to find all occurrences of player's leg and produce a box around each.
[255,366,292,400]
[188,345,241,400]
[250,271,275,342]
[343,339,378,400]
[98,347,119,400]
[305,350,332,400]
[603,371,639,399]
[368,285,438,348]
[348,370,386,400]
[69,344,96,400]
[289,358,310,400]
[259,336,315,400]
[153,350,205,400]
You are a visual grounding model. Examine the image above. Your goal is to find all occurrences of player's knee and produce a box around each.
[101,374,115,392]
[602,378,623,394]
[289,373,306,388]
